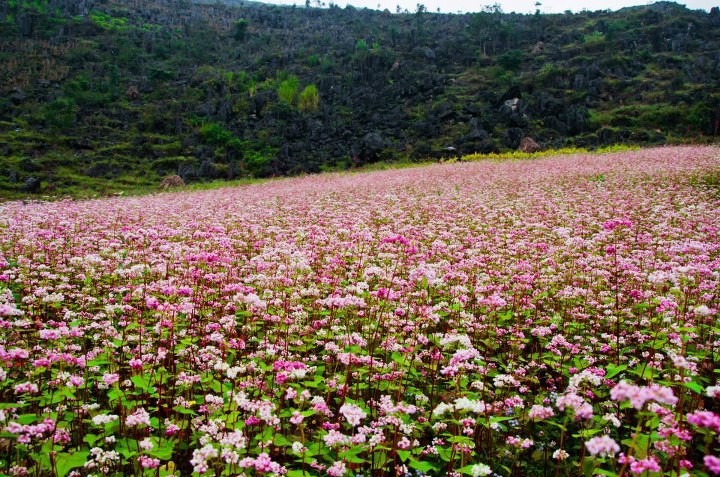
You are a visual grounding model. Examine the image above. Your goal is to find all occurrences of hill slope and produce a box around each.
[1,0,719,196]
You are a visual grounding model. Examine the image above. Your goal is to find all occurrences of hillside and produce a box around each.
[1,0,719,196]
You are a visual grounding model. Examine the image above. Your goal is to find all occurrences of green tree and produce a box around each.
[277,75,299,105]
[234,18,248,41]
[298,84,319,112]
[43,97,77,129]
[497,49,523,71]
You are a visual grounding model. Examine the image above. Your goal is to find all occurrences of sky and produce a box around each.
[260,0,717,14]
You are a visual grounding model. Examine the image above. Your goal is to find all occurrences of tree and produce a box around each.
[298,84,319,112]
[234,19,248,41]
[497,49,523,71]
[278,75,300,105]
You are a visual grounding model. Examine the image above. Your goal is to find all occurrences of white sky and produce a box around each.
[263,0,717,14]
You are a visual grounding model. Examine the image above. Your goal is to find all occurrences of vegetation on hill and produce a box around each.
[0,0,719,197]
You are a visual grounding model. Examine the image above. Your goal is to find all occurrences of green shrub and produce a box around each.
[277,75,299,105]
[298,84,319,113]
[200,123,235,146]
[497,50,523,71]
[43,97,77,129]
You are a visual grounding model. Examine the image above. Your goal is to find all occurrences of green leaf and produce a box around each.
[172,405,196,415]
[148,438,175,460]
[274,434,292,447]
[409,459,437,473]
[55,451,90,477]
[593,469,618,477]
[605,364,627,379]
[458,464,482,475]
[286,470,311,477]
[0,402,27,410]
[582,457,596,477]
[18,414,41,425]
[117,438,139,459]
[397,450,411,462]
[131,375,156,395]
[437,446,453,462]
[683,381,704,394]
[30,451,51,472]
[339,447,367,464]
[83,433,100,446]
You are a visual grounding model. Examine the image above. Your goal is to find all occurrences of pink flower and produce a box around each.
[339,403,366,427]
[629,457,660,474]
[584,435,620,457]
[706,455,720,475]
[102,373,120,386]
[528,405,554,420]
[138,456,160,469]
[687,410,720,433]
[129,358,143,370]
[290,412,304,425]
[13,382,38,394]
[610,381,677,409]
[125,408,151,427]
[244,416,261,426]
[327,460,347,477]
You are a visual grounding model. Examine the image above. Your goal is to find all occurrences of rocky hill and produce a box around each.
[1,0,719,196]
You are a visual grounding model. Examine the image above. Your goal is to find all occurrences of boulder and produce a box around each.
[198,160,218,179]
[462,104,481,115]
[464,127,490,141]
[22,177,41,193]
[159,175,186,189]
[178,163,198,183]
[518,137,541,153]
[126,85,140,100]
[432,102,455,121]
[9,89,26,104]
[86,161,120,178]
[502,128,524,149]
[499,98,528,127]
[362,131,385,154]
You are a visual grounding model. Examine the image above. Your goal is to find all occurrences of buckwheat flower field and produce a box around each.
[1,146,720,477]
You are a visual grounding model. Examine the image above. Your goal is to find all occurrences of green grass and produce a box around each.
[0,145,678,203]
[459,144,640,162]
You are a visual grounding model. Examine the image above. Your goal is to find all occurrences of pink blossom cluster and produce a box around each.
[610,380,678,409]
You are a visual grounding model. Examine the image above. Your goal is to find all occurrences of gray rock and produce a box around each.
[564,105,589,134]
[464,127,490,141]
[196,101,216,117]
[362,132,385,152]
[502,128,524,149]
[20,158,39,172]
[86,161,120,178]
[178,163,198,183]
[22,177,41,193]
[198,160,217,179]
[9,89,26,104]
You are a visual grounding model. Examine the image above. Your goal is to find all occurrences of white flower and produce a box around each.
[92,414,119,426]
[553,449,569,461]
[602,413,621,428]
[694,305,711,316]
[471,463,492,476]
[706,385,720,398]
